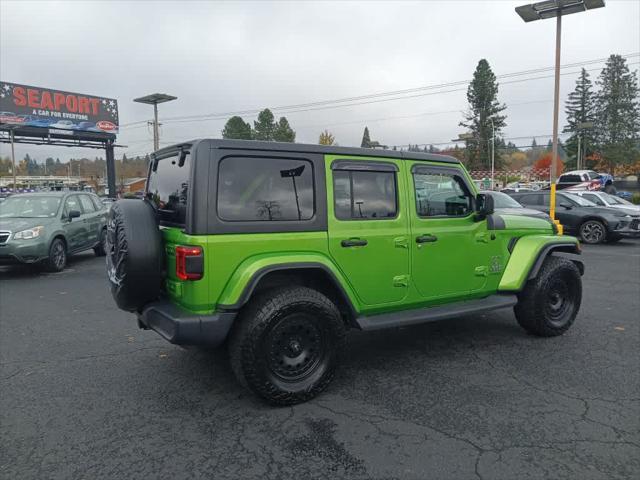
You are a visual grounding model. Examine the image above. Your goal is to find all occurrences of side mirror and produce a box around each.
[68,210,81,220]
[559,202,572,210]
[475,193,494,220]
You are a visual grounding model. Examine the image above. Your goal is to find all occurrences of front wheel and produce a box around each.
[46,238,67,272]
[94,228,107,256]
[579,220,607,244]
[514,256,582,337]
[228,286,346,406]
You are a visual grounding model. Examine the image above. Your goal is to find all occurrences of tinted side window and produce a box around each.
[518,194,542,206]
[413,170,472,217]
[147,152,191,226]
[218,157,314,221]
[64,195,81,216]
[582,193,603,205]
[333,170,397,220]
[90,195,105,211]
[79,195,96,213]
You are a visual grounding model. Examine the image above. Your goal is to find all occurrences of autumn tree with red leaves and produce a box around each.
[533,153,564,176]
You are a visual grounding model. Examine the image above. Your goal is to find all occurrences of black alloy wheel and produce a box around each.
[579,220,606,244]
[266,313,328,383]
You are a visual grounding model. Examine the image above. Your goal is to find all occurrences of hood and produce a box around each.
[495,207,549,218]
[497,211,555,232]
[0,216,56,232]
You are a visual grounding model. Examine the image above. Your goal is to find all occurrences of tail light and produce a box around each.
[175,245,204,281]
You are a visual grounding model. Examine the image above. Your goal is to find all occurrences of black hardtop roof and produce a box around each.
[153,138,461,165]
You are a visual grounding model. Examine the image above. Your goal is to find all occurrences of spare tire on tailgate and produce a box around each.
[106,199,163,312]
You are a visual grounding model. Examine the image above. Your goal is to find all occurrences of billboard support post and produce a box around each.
[10,129,16,191]
[105,141,116,199]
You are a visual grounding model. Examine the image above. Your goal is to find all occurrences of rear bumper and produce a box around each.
[138,300,236,347]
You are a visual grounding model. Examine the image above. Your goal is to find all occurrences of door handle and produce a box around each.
[416,234,438,244]
[341,238,368,247]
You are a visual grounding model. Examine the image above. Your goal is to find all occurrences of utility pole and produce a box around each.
[490,118,495,190]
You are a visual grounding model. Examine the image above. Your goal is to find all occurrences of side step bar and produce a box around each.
[355,294,518,331]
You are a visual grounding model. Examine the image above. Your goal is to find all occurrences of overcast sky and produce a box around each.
[1,0,639,162]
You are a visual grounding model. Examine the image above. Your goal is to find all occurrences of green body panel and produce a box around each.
[498,234,579,291]
[161,152,571,318]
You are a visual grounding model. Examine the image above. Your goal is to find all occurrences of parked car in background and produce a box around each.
[572,191,640,213]
[481,191,551,220]
[509,191,640,244]
[49,119,75,129]
[556,170,616,193]
[0,192,108,271]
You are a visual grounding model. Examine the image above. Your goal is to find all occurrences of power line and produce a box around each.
[120,53,638,128]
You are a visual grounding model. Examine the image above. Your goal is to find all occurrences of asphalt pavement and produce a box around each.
[1,240,639,480]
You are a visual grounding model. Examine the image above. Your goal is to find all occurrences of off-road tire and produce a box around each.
[46,238,67,272]
[93,228,107,256]
[106,200,163,312]
[579,219,607,244]
[514,256,581,337]
[228,286,346,406]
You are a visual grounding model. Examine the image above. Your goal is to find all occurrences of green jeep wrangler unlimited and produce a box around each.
[106,139,583,405]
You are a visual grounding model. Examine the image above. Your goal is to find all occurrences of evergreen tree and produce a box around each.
[563,68,596,165]
[273,117,295,142]
[594,54,640,170]
[361,127,371,148]
[460,59,507,168]
[252,109,276,141]
[222,116,253,140]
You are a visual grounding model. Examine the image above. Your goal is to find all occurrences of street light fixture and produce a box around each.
[133,93,177,151]
[516,0,605,229]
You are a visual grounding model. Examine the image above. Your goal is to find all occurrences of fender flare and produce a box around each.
[499,236,583,292]
[526,243,584,281]
[217,261,359,318]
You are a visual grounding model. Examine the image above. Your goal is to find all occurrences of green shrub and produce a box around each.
[631,193,640,205]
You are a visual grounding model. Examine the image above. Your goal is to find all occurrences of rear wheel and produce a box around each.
[228,286,345,405]
[94,228,107,256]
[604,183,617,194]
[46,238,67,272]
[514,256,581,337]
[579,220,607,244]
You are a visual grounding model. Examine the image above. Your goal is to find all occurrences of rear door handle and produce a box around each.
[416,234,438,244]
[341,238,368,247]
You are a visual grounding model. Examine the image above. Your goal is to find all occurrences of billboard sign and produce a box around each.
[0,81,119,134]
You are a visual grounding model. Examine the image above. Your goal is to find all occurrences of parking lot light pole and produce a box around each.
[133,93,177,152]
[516,0,605,231]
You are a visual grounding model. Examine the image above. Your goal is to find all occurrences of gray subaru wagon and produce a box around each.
[0,191,108,271]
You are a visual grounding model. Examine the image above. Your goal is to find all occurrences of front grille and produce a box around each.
[0,231,10,244]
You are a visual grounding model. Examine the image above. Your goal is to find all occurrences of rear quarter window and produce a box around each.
[217,156,314,222]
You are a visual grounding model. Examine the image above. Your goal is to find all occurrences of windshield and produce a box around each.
[0,196,62,218]
[489,191,523,208]
[562,193,597,207]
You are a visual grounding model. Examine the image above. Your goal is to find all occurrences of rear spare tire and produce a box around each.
[106,199,163,312]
